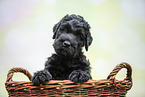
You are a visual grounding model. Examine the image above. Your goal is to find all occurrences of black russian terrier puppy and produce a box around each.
[32,14,93,85]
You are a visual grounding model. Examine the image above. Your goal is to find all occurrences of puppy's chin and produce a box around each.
[55,47,77,58]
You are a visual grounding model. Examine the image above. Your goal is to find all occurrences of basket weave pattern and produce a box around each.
[5,62,132,97]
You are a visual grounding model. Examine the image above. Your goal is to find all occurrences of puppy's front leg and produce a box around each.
[31,69,52,85]
[69,70,91,83]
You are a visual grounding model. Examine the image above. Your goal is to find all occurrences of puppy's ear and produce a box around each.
[53,21,61,39]
[85,32,93,51]
[53,14,69,39]
[84,24,93,51]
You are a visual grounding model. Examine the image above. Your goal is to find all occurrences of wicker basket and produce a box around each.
[5,62,132,97]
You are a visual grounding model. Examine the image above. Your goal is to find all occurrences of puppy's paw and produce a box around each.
[31,70,52,85]
[69,70,90,83]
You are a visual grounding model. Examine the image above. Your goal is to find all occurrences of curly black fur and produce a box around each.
[32,14,93,85]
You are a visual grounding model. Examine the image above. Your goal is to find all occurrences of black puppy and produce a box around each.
[32,14,93,85]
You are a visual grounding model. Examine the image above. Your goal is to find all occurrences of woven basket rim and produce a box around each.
[5,62,133,91]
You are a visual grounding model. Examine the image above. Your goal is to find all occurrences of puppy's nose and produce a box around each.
[63,41,71,47]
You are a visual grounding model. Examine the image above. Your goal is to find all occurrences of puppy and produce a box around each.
[32,14,93,85]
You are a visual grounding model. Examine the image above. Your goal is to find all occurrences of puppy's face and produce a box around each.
[53,33,80,58]
[53,14,93,58]
[53,20,84,58]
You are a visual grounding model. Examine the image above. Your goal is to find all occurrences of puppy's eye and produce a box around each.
[75,30,84,39]
[78,33,85,41]
[60,26,65,31]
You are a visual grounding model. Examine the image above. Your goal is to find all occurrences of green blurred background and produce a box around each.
[0,0,145,96]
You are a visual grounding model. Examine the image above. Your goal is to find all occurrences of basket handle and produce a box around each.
[6,68,32,82]
[107,62,132,82]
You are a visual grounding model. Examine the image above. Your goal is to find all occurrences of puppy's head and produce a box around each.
[53,14,93,58]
